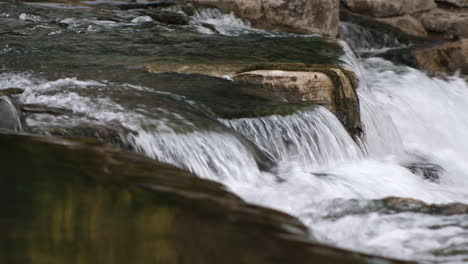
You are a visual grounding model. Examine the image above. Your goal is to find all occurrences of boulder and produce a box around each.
[383,39,468,74]
[377,15,428,37]
[262,0,340,36]
[341,0,436,17]
[435,0,468,7]
[233,64,363,140]
[0,132,410,264]
[0,93,22,132]
[190,0,340,36]
[417,8,468,38]
[413,39,468,74]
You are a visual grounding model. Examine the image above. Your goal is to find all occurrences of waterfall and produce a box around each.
[128,130,264,182]
[221,107,363,170]
[3,47,468,264]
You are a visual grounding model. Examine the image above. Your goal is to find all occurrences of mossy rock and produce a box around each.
[0,87,25,96]
[0,132,411,264]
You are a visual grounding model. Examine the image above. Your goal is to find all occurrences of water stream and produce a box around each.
[1,2,468,263]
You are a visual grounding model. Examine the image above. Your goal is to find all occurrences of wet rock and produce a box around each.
[20,103,74,116]
[417,8,468,39]
[190,0,340,36]
[0,87,24,95]
[407,163,444,183]
[377,15,428,37]
[0,132,410,264]
[399,153,444,183]
[379,197,468,215]
[42,123,137,150]
[0,93,22,132]
[436,0,468,7]
[339,9,426,52]
[382,39,468,74]
[233,64,363,140]
[341,0,437,18]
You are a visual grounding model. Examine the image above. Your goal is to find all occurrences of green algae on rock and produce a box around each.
[0,132,412,264]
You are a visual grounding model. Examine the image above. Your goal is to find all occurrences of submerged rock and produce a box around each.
[233,64,363,140]
[0,93,22,132]
[189,0,340,36]
[0,132,409,264]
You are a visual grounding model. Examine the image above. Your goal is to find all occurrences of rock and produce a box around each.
[20,103,74,116]
[262,0,340,36]
[401,153,445,183]
[382,39,468,74]
[0,93,22,132]
[436,0,468,7]
[341,0,436,17]
[377,15,428,37]
[413,39,468,74]
[143,10,189,25]
[233,64,363,140]
[190,0,264,24]
[0,132,409,264]
[0,87,24,95]
[190,0,340,36]
[417,8,468,38]
[379,197,468,215]
[339,9,426,53]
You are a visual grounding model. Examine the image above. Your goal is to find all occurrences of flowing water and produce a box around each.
[2,1,468,263]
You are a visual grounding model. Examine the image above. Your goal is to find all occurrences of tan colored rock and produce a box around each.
[412,39,468,74]
[233,67,363,139]
[377,15,428,37]
[190,0,340,36]
[262,0,340,36]
[341,0,436,17]
[190,0,264,24]
[435,0,468,7]
[418,8,468,38]
[144,63,250,77]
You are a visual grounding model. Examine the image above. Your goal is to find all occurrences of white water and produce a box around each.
[221,107,363,170]
[2,50,468,264]
[188,8,272,36]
